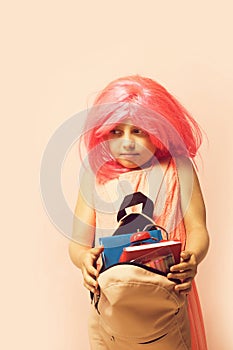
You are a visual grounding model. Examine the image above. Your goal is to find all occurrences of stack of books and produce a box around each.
[119,240,181,274]
[99,230,181,273]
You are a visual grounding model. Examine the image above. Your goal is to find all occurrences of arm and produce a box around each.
[167,157,210,293]
[69,174,103,294]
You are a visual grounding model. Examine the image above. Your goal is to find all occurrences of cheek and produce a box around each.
[148,144,157,154]
[108,139,119,155]
[147,138,157,153]
[140,140,156,155]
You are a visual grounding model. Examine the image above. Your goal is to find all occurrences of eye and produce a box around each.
[132,128,147,136]
[133,128,141,134]
[108,128,122,136]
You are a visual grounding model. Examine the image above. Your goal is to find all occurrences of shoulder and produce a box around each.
[156,156,191,172]
[174,157,205,213]
[173,156,195,183]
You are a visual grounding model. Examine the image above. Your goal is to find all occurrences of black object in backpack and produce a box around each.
[113,192,157,236]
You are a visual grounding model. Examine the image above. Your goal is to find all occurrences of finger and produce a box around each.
[174,278,192,290]
[85,263,99,278]
[83,270,98,291]
[96,256,103,274]
[82,265,98,285]
[82,253,100,276]
[174,280,192,294]
[167,270,195,281]
[91,246,104,258]
[83,280,96,293]
[170,270,196,281]
[170,262,191,272]
[180,251,192,261]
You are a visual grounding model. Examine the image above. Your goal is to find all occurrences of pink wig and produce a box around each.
[82,75,202,183]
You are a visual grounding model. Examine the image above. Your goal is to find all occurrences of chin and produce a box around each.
[117,159,140,169]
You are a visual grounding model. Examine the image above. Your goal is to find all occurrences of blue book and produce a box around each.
[99,230,162,270]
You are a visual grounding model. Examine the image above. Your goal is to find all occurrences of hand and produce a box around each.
[167,251,197,294]
[80,246,104,294]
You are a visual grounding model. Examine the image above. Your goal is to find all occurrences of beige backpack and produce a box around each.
[94,263,191,350]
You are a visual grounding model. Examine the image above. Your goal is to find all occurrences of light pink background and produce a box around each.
[2,1,233,349]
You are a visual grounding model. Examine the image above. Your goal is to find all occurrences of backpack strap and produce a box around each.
[116,192,154,222]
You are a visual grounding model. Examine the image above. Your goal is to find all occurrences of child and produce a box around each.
[69,75,209,349]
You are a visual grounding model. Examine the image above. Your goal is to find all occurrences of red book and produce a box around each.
[119,240,182,268]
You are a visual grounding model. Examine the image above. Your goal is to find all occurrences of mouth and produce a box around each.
[119,154,140,160]
[119,153,139,156]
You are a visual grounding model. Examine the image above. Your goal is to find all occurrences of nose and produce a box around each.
[122,136,135,150]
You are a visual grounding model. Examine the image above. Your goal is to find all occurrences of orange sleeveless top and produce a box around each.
[92,157,208,350]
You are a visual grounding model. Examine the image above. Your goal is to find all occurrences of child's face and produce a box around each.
[106,120,157,169]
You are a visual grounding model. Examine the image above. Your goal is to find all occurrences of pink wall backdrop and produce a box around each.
[2,1,233,349]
